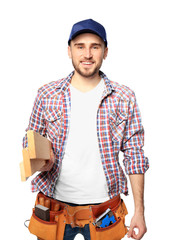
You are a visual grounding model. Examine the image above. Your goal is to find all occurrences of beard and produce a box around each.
[72,59,102,78]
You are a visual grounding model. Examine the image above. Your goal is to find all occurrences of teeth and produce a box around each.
[82,62,92,65]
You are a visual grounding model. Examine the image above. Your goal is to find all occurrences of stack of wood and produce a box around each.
[20,130,51,181]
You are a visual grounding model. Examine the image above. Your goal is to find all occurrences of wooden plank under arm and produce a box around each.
[20,130,51,181]
[20,162,28,182]
[22,148,31,177]
[27,130,51,159]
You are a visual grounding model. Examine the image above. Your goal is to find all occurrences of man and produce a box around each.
[23,19,149,240]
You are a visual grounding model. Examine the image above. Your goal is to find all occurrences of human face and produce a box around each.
[68,33,108,79]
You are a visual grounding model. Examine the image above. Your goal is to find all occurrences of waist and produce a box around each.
[56,199,102,207]
[37,192,121,211]
[36,192,121,228]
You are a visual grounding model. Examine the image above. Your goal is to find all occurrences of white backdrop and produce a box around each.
[0,0,170,239]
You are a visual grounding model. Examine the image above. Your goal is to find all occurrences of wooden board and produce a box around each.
[20,130,51,181]
[27,130,51,159]
[22,148,31,177]
[20,162,28,182]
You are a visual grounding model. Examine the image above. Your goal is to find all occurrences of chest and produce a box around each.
[42,88,128,144]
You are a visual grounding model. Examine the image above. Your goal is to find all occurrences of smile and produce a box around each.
[81,61,94,65]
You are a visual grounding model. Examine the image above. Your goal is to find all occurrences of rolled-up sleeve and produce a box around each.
[121,92,149,174]
[22,90,46,148]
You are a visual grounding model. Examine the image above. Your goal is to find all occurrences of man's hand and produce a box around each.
[128,213,147,239]
[40,149,55,172]
[128,174,147,239]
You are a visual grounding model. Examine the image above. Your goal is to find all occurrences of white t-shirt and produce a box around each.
[54,78,109,204]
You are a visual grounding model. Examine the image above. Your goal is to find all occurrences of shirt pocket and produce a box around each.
[109,110,127,142]
[44,109,62,139]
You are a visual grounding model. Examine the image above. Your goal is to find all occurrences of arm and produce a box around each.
[128,174,147,239]
[121,91,149,239]
[22,90,46,148]
[23,90,55,171]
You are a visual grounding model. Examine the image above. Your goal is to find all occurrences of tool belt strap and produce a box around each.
[65,205,93,227]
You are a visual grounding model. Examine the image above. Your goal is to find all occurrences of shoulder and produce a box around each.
[36,72,74,99]
[110,80,136,103]
[37,78,64,98]
[101,72,136,102]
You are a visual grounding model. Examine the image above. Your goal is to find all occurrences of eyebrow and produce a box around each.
[74,43,102,47]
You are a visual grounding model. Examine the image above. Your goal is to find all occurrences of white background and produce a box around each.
[0,0,170,239]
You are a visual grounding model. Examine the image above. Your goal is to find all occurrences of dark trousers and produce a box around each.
[63,224,91,240]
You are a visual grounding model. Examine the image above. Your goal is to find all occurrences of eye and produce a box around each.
[78,46,84,49]
[92,45,100,50]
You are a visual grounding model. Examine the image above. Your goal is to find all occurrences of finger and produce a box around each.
[135,230,145,240]
[50,149,55,163]
[127,227,133,238]
[128,227,138,239]
[134,226,147,240]
[46,160,54,170]
[132,230,138,239]
[40,160,53,171]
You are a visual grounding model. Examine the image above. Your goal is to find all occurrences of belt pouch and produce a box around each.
[28,210,57,240]
[90,198,128,240]
[28,193,66,240]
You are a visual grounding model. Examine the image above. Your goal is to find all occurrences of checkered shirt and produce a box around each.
[23,71,149,199]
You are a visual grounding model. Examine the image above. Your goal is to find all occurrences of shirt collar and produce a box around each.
[99,71,115,94]
[56,71,115,95]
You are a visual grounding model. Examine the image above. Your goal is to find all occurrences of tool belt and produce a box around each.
[28,192,128,240]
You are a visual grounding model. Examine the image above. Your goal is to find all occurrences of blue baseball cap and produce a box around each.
[68,19,107,47]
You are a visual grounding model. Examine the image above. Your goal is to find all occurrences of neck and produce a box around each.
[71,71,101,92]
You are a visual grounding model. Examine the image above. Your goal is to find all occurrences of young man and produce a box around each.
[23,19,149,240]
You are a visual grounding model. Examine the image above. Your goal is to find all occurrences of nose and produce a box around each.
[84,47,92,59]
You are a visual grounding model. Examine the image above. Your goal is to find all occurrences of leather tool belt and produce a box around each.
[28,192,128,240]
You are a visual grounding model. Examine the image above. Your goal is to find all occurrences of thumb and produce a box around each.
[127,224,134,238]
[127,228,132,238]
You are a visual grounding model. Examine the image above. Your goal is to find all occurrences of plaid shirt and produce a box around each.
[23,71,149,199]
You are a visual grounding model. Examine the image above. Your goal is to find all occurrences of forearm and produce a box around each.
[128,174,147,239]
[129,174,145,214]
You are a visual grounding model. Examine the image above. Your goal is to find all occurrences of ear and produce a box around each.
[68,46,72,59]
[103,47,108,60]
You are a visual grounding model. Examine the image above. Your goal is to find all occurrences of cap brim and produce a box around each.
[68,29,107,46]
